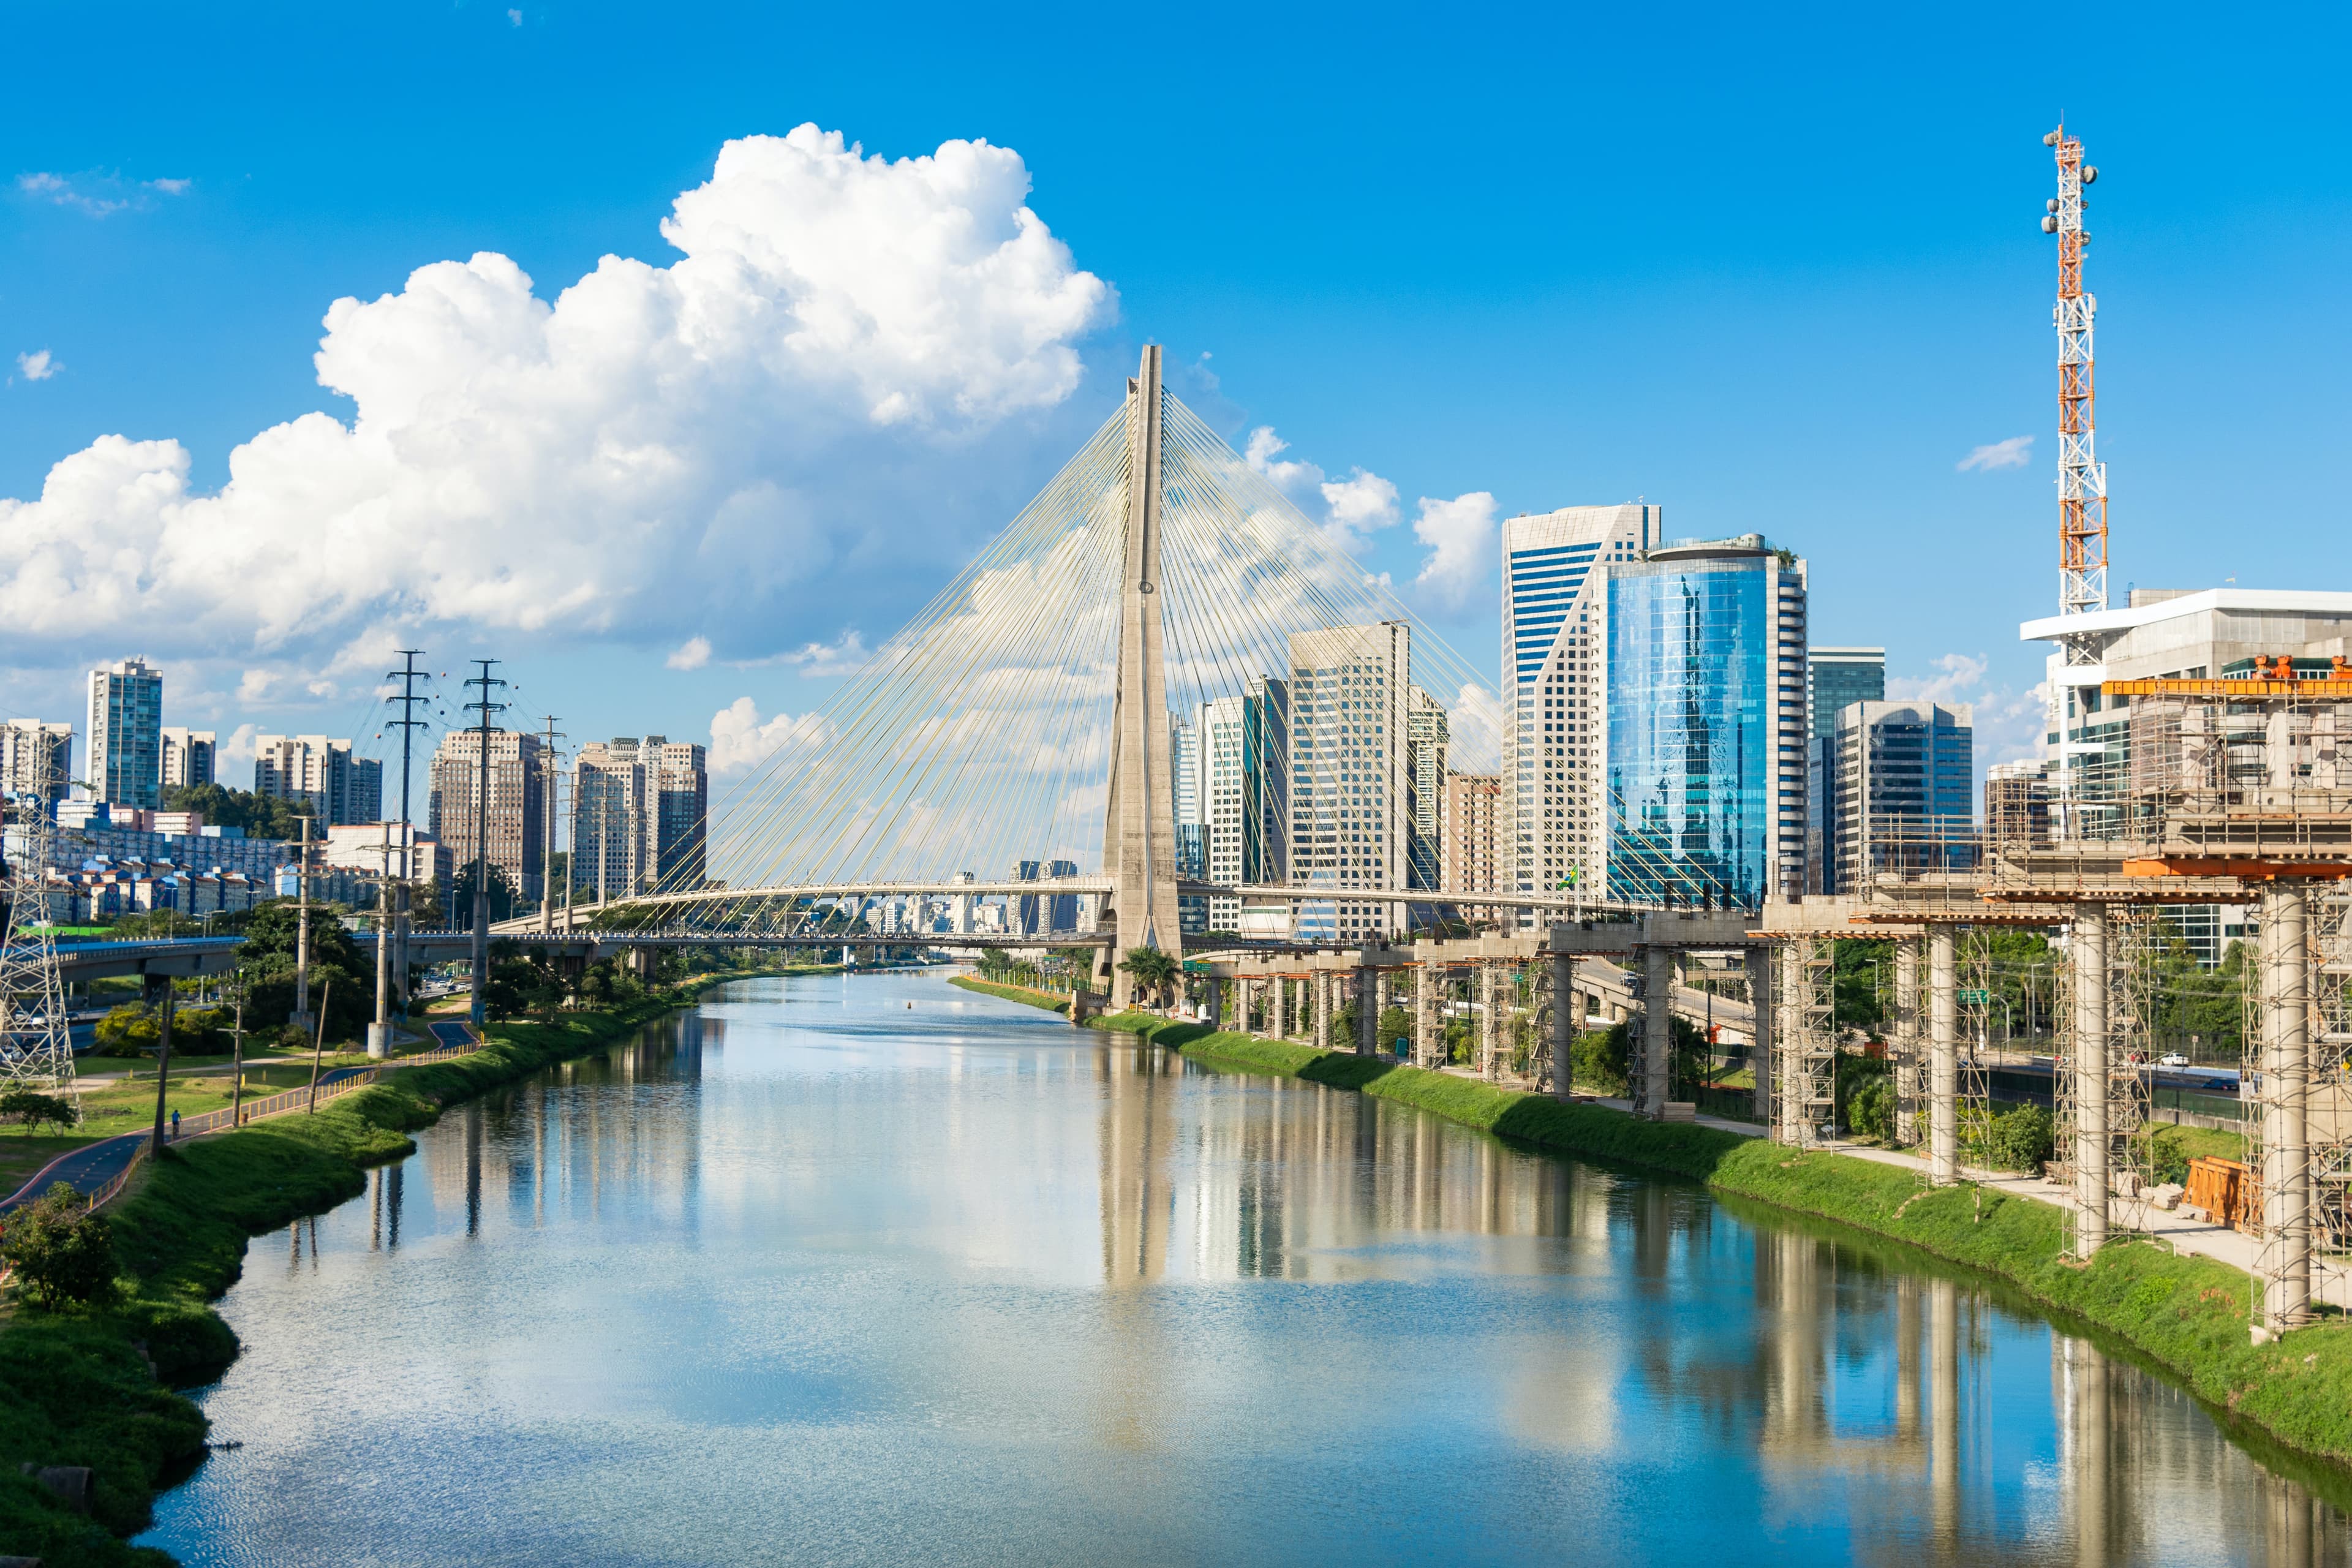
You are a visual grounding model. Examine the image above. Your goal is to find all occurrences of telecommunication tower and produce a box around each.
[0,796,77,1096]
[2041,125,2106,831]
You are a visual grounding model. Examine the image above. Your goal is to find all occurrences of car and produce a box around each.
[2158,1052,2189,1068]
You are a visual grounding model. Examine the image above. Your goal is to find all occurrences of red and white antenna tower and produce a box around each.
[2043,124,2106,622]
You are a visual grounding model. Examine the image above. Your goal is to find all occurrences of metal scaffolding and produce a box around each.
[1777,935,1837,1147]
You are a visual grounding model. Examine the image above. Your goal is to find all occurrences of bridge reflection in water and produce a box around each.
[164,979,2345,1567]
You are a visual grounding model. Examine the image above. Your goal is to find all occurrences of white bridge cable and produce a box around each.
[618,382,1525,929]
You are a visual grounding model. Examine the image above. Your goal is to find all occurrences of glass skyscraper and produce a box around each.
[1604,537,1808,908]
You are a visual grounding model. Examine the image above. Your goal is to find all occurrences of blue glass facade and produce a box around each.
[1606,559,1772,908]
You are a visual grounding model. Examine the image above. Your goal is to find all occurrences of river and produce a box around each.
[139,971,2348,1566]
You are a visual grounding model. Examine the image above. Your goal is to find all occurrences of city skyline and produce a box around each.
[7,5,2345,799]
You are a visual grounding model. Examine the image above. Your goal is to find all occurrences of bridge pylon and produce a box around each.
[1098,345,1183,1005]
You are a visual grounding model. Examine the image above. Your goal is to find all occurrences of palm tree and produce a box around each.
[1118,946,1180,1009]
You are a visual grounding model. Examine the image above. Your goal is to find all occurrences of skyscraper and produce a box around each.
[1200,677,1289,934]
[1287,622,1414,940]
[1169,712,1207,936]
[1501,505,1656,919]
[1439,771,1502,924]
[643,736,709,888]
[1404,687,1447,892]
[86,658,164,809]
[253,736,382,825]
[0,721,73,805]
[1804,648,1884,891]
[1604,535,1809,908]
[160,727,216,790]
[429,728,544,905]
[1833,700,1974,893]
[571,736,709,899]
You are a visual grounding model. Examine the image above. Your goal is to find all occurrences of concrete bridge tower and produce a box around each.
[1099,345,1183,1005]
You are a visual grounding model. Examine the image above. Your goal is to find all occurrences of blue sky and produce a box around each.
[4,0,2346,807]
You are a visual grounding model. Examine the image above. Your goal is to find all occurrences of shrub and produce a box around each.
[0,1182,118,1308]
[1986,1105,2056,1172]
[2149,1128,2192,1186]
[1848,1076,1895,1142]
[1570,1028,1627,1096]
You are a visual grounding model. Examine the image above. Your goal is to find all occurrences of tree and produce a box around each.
[162,782,318,843]
[0,1090,77,1135]
[1831,939,1894,1034]
[451,860,522,928]
[238,900,372,1037]
[94,1004,162,1058]
[1118,947,1180,1006]
[0,1183,116,1308]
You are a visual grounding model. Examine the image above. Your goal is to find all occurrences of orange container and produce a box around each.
[2186,1156,2258,1232]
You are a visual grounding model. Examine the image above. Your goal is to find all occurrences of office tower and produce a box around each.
[1169,712,1207,935]
[1201,677,1289,934]
[252,736,380,825]
[1502,505,1656,921]
[1439,771,1502,923]
[1009,858,1043,937]
[1046,858,1080,933]
[0,720,74,804]
[1287,622,1411,940]
[160,727,216,790]
[1404,687,1447,892]
[1834,700,1974,894]
[642,736,709,888]
[1984,758,2052,847]
[428,728,545,905]
[1604,534,1809,908]
[1803,649,1885,892]
[87,658,164,809]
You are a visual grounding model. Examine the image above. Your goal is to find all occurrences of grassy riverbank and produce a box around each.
[947,974,1072,1014]
[0,971,770,1567]
[1093,1012,2352,1476]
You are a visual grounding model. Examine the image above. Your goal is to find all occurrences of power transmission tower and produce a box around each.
[0,796,75,1097]
[537,715,565,934]
[383,652,432,1025]
[463,659,508,1028]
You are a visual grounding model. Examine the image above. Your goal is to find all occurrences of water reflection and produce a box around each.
[146,978,2348,1568]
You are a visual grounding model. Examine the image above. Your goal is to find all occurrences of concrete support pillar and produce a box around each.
[1313,969,1332,1053]
[1894,938,1921,1146]
[1746,944,1772,1132]
[1930,927,1959,1185]
[1375,970,1392,1035]
[2262,883,2313,1335]
[1777,942,1803,1147]
[1271,975,1288,1040]
[1479,965,1501,1080]
[1548,931,1574,1101]
[1355,959,1378,1055]
[1204,976,1223,1031]
[1413,965,1437,1068]
[1642,944,1673,1120]
[2071,903,2109,1256]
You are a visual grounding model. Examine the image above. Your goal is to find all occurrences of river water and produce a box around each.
[140,972,2348,1566]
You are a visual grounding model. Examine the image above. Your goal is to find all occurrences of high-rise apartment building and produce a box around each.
[253,736,382,825]
[1831,700,1973,894]
[1200,677,1289,935]
[429,728,544,905]
[1501,505,1657,918]
[87,658,164,809]
[1287,622,1415,941]
[1439,771,1502,922]
[1804,648,1885,891]
[1604,535,1809,908]
[160,728,216,790]
[1404,687,1447,892]
[570,736,708,899]
[0,720,74,804]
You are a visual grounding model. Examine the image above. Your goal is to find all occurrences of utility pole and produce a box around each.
[292,812,314,1030]
[538,715,565,935]
[384,651,431,1017]
[464,658,508,1029]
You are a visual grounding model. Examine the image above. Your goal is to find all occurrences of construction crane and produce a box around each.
[2043,124,2106,830]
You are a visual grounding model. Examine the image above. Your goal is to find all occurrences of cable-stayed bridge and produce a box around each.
[498,346,1681,1000]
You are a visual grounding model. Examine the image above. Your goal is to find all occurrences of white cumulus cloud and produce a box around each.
[0,125,1114,688]
[709,696,831,775]
[666,636,711,670]
[15,350,59,382]
[1411,491,1496,607]
[1957,435,2034,472]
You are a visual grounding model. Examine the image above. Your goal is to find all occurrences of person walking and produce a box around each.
[170,1107,181,1142]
